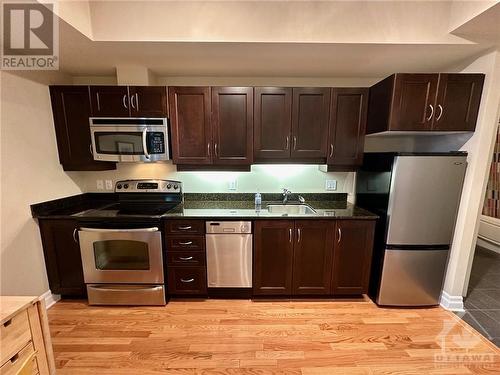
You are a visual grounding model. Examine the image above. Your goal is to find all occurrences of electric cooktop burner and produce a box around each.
[74,179,183,219]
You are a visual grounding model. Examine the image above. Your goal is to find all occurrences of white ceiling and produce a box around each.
[50,0,500,77]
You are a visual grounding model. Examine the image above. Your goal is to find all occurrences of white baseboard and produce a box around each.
[440,291,464,312]
[477,237,500,254]
[40,290,60,309]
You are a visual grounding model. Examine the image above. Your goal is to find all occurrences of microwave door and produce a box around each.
[91,127,147,162]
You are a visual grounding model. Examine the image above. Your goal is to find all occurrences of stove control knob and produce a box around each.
[167,184,172,189]
[117,184,122,189]
[173,184,179,190]
[124,184,129,189]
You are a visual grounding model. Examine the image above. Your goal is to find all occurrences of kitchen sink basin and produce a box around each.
[267,204,317,215]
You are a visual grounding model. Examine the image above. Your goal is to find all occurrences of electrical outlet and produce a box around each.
[228,179,237,191]
[96,180,104,190]
[325,179,337,191]
[105,180,113,190]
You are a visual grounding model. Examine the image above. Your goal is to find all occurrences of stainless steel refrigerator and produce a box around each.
[356,152,467,306]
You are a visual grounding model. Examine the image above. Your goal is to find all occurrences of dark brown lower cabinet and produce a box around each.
[332,220,375,295]
[253,220,294,295]
[167,266,207,295]
[38,219,86,296]
[254,219,375,297]
[292,221,335,295]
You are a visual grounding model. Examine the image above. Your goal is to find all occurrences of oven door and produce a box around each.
[90,118,169,162]
[79,227,164,284]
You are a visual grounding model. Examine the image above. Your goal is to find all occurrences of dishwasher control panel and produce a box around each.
[206,221,252,234]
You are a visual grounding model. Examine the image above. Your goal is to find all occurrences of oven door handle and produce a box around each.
[80,227,159,232]
[142,128,151,159]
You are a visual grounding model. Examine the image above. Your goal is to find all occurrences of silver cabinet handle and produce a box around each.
[135,93,139,110]
[329,144,334,158]
[297,228,301,243]
[130,94,136,109]
[89,143,93,156]
[289,228,292,243]
[179,256,193,261]
[207,143,211,157]
[72,228,78,243]
[80,227,158,232]
[293,136,297,150]
[285,136,289,150]
[178,241,193,245]
[181,278,194,283]
[142,128,150,159]
[214,143,218,157]
[178,225,192,230]
[426,104,434,122]
[96,93,101,111]
[337,227,342,243]
[122,94,128,109]
[436,104,443,121]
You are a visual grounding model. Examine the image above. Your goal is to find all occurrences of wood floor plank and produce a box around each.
[47,299,500,374]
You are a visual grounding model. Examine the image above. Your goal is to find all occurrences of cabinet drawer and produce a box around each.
[165,220,205,235]
[168,266,207,295]
[167,252,206,266]
[166,236,205,251]
[0,342,37,375]
[0,311,31,365]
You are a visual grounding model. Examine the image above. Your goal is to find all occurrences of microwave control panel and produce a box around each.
[148,132,165,154]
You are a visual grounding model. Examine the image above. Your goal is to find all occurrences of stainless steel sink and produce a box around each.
[267,204,317,215]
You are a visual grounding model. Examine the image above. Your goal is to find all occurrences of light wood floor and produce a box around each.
[48,298,500,374]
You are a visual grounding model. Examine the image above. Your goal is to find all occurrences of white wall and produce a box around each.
[0,71,82,296]
[441,50,500,301]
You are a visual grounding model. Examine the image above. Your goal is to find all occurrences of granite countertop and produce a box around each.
[31,193,378,220]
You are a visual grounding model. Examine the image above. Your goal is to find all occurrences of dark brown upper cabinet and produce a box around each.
[169,86,253,167]
[49,86,116,171]
[432,74,484,132]
[253,220,294,296]
[129,86,168,118]
[291,87,330,159]
[332,220,375,295]
[367,73,484,134]
[169,86,212,165]
[90,86,130,117]
[211,87,253,165]
[90,85,167,118]
[254,87,292,160]
[327,88,368,169]
[38,219,86,296]
[292,220,335,295]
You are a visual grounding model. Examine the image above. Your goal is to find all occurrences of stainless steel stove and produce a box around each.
[77,179,182,306]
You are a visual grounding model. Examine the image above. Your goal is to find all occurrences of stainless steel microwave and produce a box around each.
[90,118,170,162]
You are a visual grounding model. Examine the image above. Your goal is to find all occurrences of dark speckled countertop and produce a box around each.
[31,192,378,220]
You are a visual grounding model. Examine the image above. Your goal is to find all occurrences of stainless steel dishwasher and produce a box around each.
[206,221,252,288]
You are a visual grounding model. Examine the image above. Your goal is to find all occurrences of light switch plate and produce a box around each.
[105,180,113,190]
[228,179,237,191]
[96,180,104,190]
[325,180,337,191]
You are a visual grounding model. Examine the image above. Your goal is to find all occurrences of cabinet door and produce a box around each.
[390,74,438,131]
[212,87,253,165]
[168,86,212,164]
[49,86,116,171]
[90,86,130,117]
[291,87,330,159]
[129,86,168,118]
[39,220,86,296]
[332,220,375,295]
[328,88,368,168]
[292,221,335,295]
[254,87,292,160]
[253,220,294,295]
[433,74,485,132]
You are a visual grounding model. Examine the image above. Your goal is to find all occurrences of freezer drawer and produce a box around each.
[377,247,449,306]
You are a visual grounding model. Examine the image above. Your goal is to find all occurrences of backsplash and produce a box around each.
[68,162,355,198]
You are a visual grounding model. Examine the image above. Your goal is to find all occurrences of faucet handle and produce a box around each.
[298,195,305,204]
